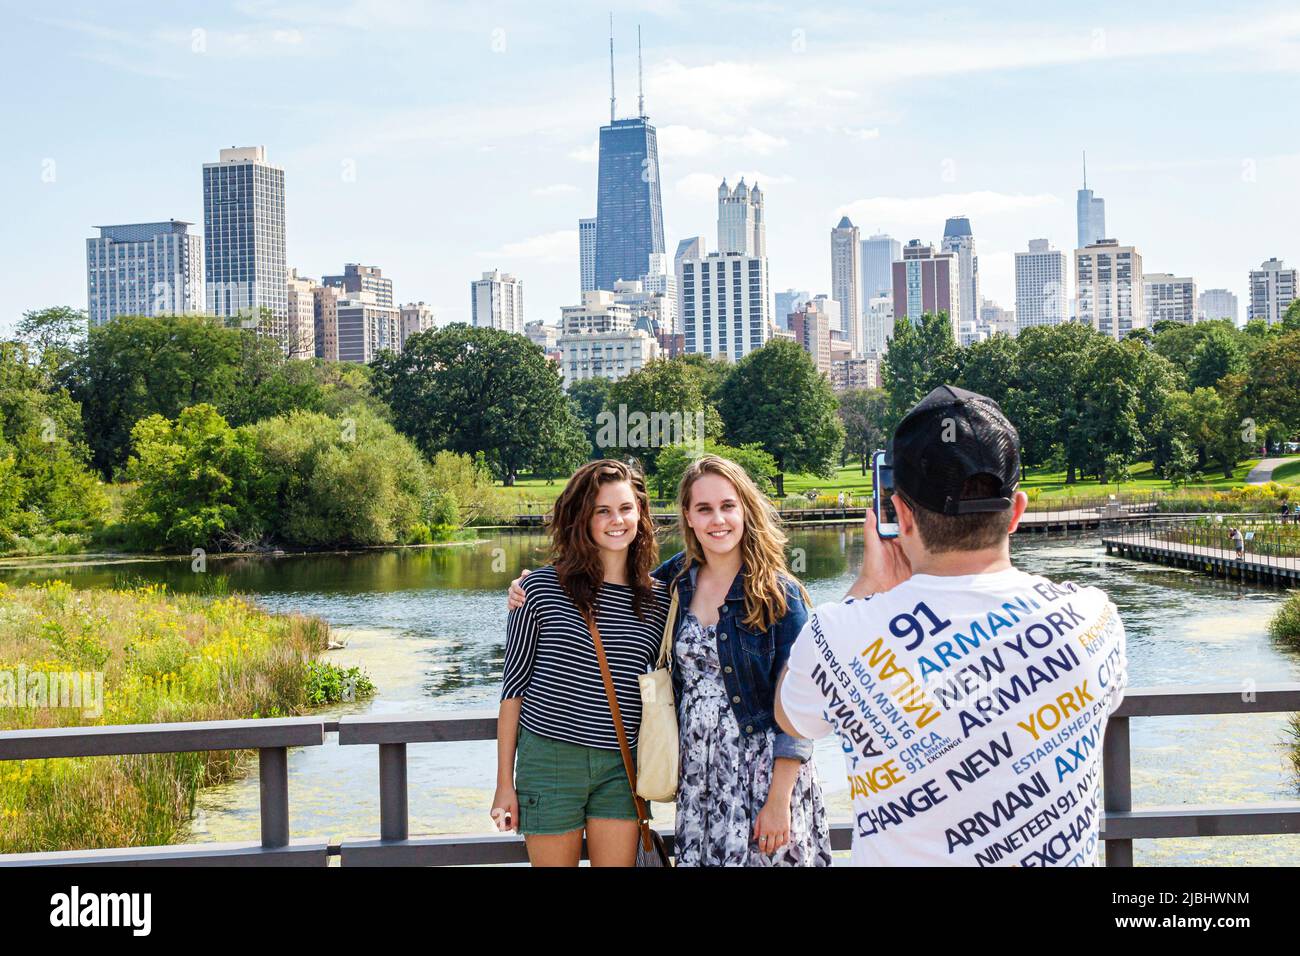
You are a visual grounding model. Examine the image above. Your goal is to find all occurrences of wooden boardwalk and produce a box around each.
[1103,534,1300,586]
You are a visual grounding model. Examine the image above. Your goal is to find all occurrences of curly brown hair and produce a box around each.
[548,459,659,620]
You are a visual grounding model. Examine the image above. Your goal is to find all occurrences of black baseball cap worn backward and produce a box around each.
[888,385,1021,516]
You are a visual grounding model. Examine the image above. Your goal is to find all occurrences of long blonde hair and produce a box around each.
[675,455,810,632]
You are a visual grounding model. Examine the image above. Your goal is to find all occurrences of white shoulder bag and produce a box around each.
[635,585,679,802]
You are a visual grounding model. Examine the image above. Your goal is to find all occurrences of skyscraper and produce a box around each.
[323,263,393,309]
[860,233,900,312]
[775,289,813,330]
[1076,152,1106,251]
[202,146,287,341]
[941,216,979,345]
[336,292,400,363]
[579,217,597,293]
[891,240,960,343]
[471,269,525,333]
[1198,288,1239,324]
[399,302,436,347]
[1014,238,1068,333]
[1143,273,1197,325]
[717,178,765,257]
[1249,258,1298,325]
[285,268,317,359]
[831,217,861,354]
[593,27,665,291]
[86,220,203,326]
[676,188,771,361]
[1075,239,1144,340]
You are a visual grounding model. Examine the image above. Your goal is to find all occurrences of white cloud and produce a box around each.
[482,230,577,263]
[839,191,1061,229]
[568,139,599,163]
[659,125,788,158]
[532,183,578,196]
[841,127,880,141]
[673,170,794,206]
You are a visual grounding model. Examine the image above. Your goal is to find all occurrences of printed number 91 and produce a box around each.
[889,601,952,650]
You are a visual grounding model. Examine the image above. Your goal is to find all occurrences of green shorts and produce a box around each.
[513,726,649,835]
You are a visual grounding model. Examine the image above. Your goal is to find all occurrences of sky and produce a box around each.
[2,0,1299,338]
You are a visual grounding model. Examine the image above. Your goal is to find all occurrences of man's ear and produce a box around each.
[893,493,915,536]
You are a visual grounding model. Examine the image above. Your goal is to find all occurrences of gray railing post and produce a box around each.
[1103,716,1133,867]
[259,746,290,848]
[378,742,409,841]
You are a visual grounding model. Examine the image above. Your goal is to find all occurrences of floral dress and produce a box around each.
[673,610,833,867]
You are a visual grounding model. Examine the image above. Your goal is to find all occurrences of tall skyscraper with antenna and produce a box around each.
[1076,151,1106,251]
[593,22,665,292]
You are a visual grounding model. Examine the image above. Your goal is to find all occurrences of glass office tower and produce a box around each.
[594,117,664,292]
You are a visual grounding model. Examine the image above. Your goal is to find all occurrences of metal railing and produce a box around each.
[1102,515,1300,584]
[2,683,1298,866]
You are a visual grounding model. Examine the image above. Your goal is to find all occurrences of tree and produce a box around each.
[68,314,244,475]
[1242,330,1300,436]
[716,339,843,496]
[1077,338,1144,483]
[673,353,731,405]
[956,334,1020,410]
[15,306,86,381]
[249,407,434,547]
[1013,323,1104,481]
[881,311,960,427]
[370,323,579,485]
[566,377,612,458]
[604,358,723,481]
[836,388,890,474]
[1187,324,1248,391]
[123,404,267,550]
[656,441,777,497]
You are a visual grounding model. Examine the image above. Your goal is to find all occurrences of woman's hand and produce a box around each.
[490,783,518,833]
[507,569,531,611]
[754,793,791,855]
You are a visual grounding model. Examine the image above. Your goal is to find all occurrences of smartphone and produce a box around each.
[872,450,899,538]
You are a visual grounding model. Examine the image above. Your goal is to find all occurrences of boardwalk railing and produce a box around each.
[1,684,1298,866]
[1103,515,1300,585]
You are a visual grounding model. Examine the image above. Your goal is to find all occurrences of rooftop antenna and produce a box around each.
[637,24,644,118]
[1082,149,1087,189]
[609,13,616,124]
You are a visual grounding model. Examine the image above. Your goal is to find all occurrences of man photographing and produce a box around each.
[776,385,1128,866]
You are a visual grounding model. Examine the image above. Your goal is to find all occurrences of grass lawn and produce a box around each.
[495,455,1300,510]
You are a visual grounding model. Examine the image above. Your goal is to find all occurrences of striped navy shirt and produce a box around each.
[501,565,669,750]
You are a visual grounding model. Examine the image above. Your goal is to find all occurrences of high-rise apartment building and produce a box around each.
[285,268,318,359]
[471,269,524,333]
[1015,239,1068,333]
[579,217,597,293]
[399,301,436,348]
[863,295,893,355]
[1248,258,1298,326]
[979,299,1017,339]
[1075,239,1144,340]
[717,179,765,257]
[831,216,862,353]
[323,264,393,309]
[891,240,960,343]
[1143,273,1197,325]
[312,283,344,360]
[336,292,400,363]
[202,146,287,341]
[788,299,833,375]
[557,290,658,387]
[86,220,203,326]
[1198,288,1239,324]
[941,216,979,343]
[639,252,678,334]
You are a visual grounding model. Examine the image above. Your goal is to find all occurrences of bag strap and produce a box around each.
[583,605,654,853]
[656,585,679,670]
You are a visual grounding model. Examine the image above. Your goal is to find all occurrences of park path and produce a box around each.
[1246,457,1298,484]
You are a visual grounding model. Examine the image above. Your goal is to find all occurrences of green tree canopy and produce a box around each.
[881,311,960,427]
[836,387,890,474]
[370,323,581,485]
[716,339,843,496]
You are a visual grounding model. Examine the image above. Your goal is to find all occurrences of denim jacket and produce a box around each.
[651,551,815,762]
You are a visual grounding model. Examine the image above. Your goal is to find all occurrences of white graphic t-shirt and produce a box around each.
[780,567,1127,867]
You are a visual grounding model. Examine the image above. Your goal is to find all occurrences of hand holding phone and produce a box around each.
[872,450,899,539]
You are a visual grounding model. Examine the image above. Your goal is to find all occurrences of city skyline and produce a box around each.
[4,2,1300,339]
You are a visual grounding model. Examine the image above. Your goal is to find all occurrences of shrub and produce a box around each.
[1268,592,1300,647]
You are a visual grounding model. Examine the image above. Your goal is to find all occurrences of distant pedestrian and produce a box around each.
[1281,503,1291,524]
[1230,527,1245,560]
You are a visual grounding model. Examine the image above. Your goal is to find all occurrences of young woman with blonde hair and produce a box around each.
[510,454,831,866]
[492,459,668,866]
